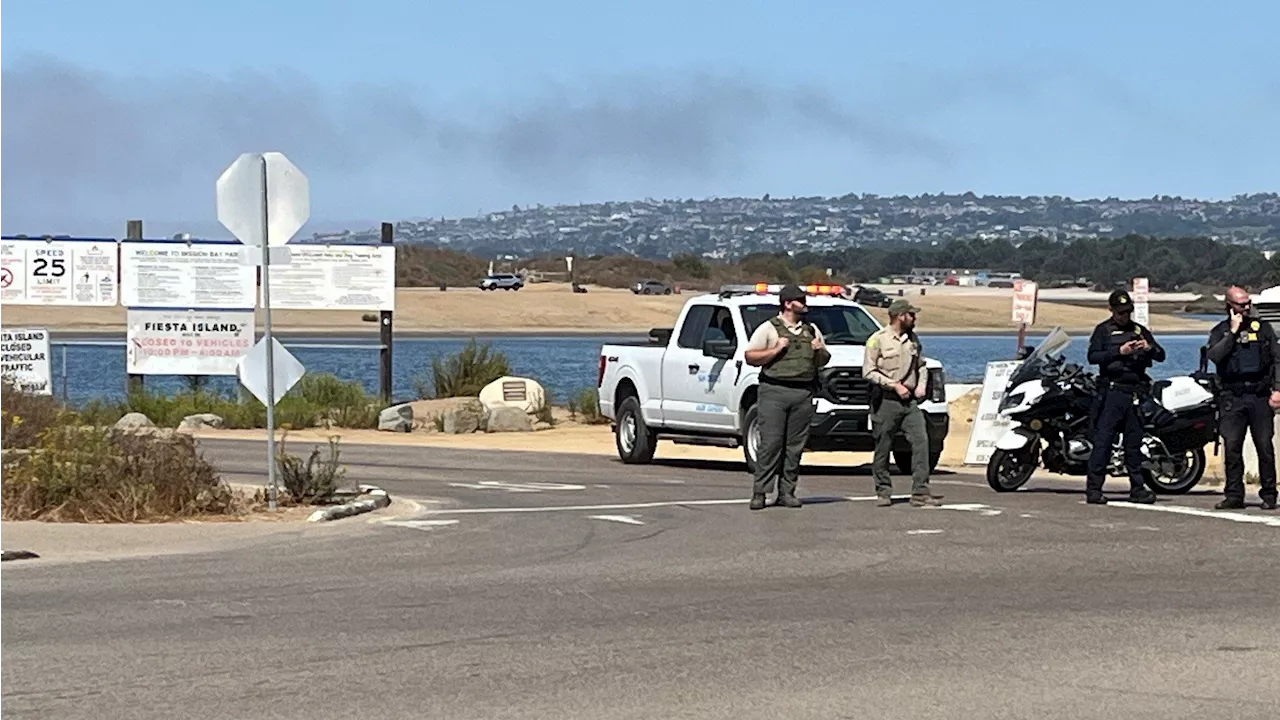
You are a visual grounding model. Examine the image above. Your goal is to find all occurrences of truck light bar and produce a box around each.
[719,283,849,297]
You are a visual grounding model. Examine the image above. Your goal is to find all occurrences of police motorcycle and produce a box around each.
[985,327,1218,494]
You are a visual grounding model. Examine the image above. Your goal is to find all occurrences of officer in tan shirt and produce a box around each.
[863,299,941,507]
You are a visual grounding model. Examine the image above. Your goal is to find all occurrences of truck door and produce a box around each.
[661,303,738,431]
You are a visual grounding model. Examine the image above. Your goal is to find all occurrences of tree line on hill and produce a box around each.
[395,234,1280,293]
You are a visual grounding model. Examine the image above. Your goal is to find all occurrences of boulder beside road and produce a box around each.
[442,399,487,434]
[479,376,547,415]
[113,413,156,432]
[179,413,225,432]
[485,406,533,433]
[378,404,413,433]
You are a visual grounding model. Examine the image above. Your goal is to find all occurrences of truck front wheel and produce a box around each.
[615,396,656,464]
[741,404,760,473]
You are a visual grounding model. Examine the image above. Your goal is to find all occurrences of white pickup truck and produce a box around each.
[596,283,951,473]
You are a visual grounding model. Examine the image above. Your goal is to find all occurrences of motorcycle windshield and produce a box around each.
[1005,326,1073,389]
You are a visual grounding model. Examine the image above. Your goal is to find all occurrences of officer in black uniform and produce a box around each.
[1084,290,1165,505]
[1205,286,1280,510]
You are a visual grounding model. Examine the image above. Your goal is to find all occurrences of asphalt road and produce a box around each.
[4,439,1279,719]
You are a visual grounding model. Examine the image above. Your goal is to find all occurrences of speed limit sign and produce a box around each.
[0,238,119,306]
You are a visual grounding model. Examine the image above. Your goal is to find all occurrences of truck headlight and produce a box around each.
[928,368,946,403]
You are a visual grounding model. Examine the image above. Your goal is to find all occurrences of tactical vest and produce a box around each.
[1097,320,1152,385]
[761,316,818,382]
[1223,319,1272,384]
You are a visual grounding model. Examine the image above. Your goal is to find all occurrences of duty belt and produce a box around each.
[1222,380,1268,394]
[1102,380,1147,394]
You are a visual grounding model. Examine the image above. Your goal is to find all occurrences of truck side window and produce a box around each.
[677,305,716,348]
[705,307,738,345]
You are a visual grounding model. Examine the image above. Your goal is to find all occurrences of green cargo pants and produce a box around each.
[871,396,931,496]
[752,382,815,497]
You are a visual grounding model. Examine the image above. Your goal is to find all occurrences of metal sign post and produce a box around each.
[217,152,310,511]
[258,157,279,510]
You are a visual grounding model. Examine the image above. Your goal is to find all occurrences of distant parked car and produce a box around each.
[851,285,893,308]
[632,279,672,295]
[479,273,524,291]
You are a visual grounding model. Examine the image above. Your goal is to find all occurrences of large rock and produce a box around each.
[485,406,533,433]
[114,412,156,432]
[378,404,413,433]
[179,413,224,432]
[478,376,547,415]
[441,399,486,434]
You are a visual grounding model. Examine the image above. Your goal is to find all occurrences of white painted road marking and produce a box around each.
[589,514,645,526]
[424,495,893,516]
[936,503,1003,517]
[907,529,945,535]
[383,519,461,531]
[1107,502,1280,527]
[446,481,587,493]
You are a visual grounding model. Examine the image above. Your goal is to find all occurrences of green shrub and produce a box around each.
[1,380,66,449]
[292,374,380,429]
[572,388,608,424]
[425,339,512,398]
[276,434,345,505]
[68,373,381,431]
[532,393,556,426]
[1,423,237,522]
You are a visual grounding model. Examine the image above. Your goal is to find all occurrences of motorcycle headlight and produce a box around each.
[999,391,1025,412]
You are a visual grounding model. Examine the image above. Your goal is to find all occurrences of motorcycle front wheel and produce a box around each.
[1143,447,1206,495]
[986,444,1040,492]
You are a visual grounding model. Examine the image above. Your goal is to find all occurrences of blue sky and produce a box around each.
[2,0,1277,238]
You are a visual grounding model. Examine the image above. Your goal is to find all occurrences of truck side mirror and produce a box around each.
[703,338,736,360]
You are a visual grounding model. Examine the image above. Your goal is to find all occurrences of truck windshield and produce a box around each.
[740,303,880,345]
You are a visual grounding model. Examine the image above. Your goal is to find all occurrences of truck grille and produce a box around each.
[822,367,871,405]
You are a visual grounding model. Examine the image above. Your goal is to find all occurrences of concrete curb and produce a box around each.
[307,485,391,522]
[2,549,41,562]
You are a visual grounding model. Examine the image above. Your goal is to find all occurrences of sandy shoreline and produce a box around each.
[3,283,1214,336]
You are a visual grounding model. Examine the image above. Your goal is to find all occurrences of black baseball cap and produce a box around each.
[778,284,806,303]
[1109,290,1133,310]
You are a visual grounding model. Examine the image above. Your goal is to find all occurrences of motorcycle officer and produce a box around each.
[1084,289,1165,505]
[1205,286,1280,510]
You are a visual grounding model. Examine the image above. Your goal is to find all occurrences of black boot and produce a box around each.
[774,493,802,508]
[1215,497,1245,510]
[749,494,766,511]
[1128,488,1156,505]
[1085,494,1108,505]
[1260,497,1278,511]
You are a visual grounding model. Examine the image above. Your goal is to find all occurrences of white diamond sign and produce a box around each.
[216,152,310,247]
[236,337,306,407]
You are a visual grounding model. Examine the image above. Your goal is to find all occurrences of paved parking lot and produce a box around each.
[3,440,1277,720]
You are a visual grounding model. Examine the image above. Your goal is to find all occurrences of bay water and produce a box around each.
[48,331,1214,406]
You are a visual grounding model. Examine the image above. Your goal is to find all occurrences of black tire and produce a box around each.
[1144,447,1206,495]
[664,288,672,295]
[893,449,941,475]
[741,403,761,473]
[614,396,656,464]
[986,446,1039,492]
